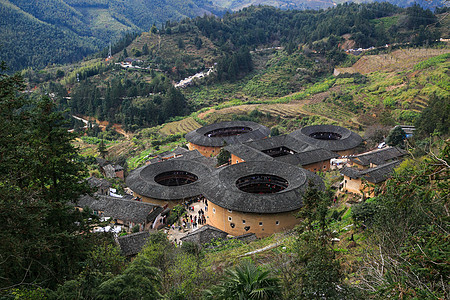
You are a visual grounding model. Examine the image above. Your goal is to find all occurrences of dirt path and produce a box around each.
[79,115,130,139]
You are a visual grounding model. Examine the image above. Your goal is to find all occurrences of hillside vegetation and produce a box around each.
[20,3,449,166]
[211,0,444,11]
[0,0,225,72]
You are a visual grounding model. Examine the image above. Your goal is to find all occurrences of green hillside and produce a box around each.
[212,0,444,10]
[18,2,449,163]
[0,0,225,72]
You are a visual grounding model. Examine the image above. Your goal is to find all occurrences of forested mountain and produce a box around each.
[211,0,445,11]
[0,0,445,72]
[0,0,225,72]
[22,2,446,134]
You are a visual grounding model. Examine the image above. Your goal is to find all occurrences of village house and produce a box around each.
[117,231,150,259]
[340,160,401,196]
[180,224,228,245]
[96,158,124,180]
[86,176,112,195]
[76,194,164,232]
[347,146,408,169]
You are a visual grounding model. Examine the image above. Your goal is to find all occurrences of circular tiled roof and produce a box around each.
[126,160,213,200]
[185,121,270,147]
[289,125,362,152]
[203,161,323,214]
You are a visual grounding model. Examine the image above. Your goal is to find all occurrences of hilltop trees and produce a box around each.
[70,74,188,131]
[415,94,450,137]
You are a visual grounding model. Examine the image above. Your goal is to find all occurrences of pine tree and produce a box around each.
[98,138,108,159]
[0,67,97,290]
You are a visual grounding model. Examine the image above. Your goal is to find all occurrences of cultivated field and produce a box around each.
[159,117,202,135]
[336,48,450,74]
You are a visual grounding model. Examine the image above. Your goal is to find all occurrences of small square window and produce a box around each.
[213,208,216,213]
[242,220,246,224]
[228,209,232,213]
[259,222,263,226]
[228,216,232,222]
[276,221,279,225]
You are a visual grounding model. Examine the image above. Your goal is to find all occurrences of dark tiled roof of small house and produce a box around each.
[349,147,407,167]
[96,157,109,167]
[86,177,112,188]
[203,161,324,214]
[104,164,124,178]
[126,159,213,200]
[180,224,228,245]
[76,195,160,223]
[289,125,362,152]
[185,121,270,147]
[340,160,400,184]
[117,231,150,257]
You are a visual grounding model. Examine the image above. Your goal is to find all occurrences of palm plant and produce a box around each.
[204,260,281,300]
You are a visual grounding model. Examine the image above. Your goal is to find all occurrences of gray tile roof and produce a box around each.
[76,195,160,223]
[340,160,401,184]
[147,149,217,167]
[159,146,189,159]
[225,135,337,166]
[202,161,324,214]
[126,159,213,200]
[276,148,339,166]
[86,177,112,188]
[117,232,150,257]
[349,147,407,166]
[244,134,317,153]
[225,143,273,162]
[180,224,228,244]
[289,125,362,152]
[185,121,270,147]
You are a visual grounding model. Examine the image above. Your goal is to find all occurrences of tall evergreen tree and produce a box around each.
[0,66,97,290]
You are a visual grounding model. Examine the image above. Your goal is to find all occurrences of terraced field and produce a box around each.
[198,101,312,120]
[159,117,202,135]
[336,48,450,74]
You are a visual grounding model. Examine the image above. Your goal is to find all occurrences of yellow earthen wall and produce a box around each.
[303,160,331,172]
[187,142,222,157]
[207,201,301,238]
[231,154,245,165]
[342,176,362,194]
[341,176,375,197]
